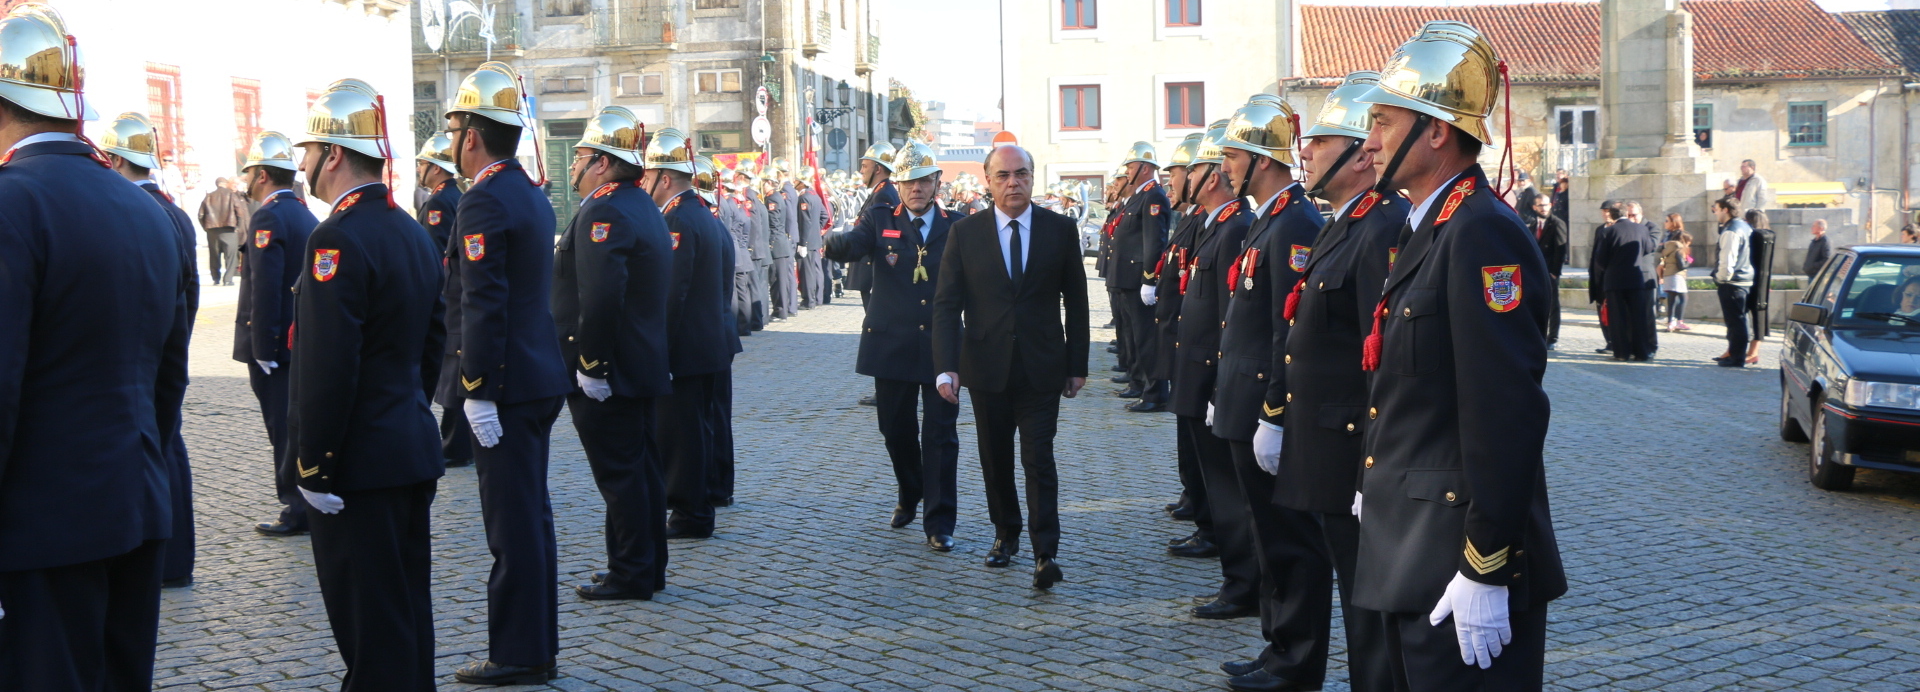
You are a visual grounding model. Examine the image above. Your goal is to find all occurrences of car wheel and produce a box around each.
[1779,374,1809,443]
[1808,396,1855,491]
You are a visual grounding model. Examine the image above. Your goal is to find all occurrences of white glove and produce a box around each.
[1253,422,1283,474]
[577,371,611,402]
[465,399,503,448]
[1429,571,1513,670]
[1352,491,1363,522]
[257,360,278,375]
[1139,284,1157,306]
[300,486,345,515]
[1205,402,1215,427]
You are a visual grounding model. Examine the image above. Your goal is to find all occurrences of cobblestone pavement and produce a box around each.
[156,271,1920,691]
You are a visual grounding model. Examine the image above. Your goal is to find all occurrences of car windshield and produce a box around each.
[1835,257,1920,329]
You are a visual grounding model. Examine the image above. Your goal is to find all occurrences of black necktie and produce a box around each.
[911,217,925,245]
[1008,220,1025,286]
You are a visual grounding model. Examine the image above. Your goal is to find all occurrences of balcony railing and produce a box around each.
[592,6,674,49]
[413,4,527,56]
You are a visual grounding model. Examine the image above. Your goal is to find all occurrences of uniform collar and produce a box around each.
[1332,191,1363,219]
[5,131,81,156]
[331,181,382,211]
[1408,170,1469,230]
[1253,181,1304,218]
[1136,178,1157,195]
[1204,198,1235,228]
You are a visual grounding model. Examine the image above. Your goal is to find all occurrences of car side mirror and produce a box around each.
[1787,302,1828,325]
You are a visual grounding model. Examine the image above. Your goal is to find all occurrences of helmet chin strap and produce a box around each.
[1372,113,1432,196]
[1233,156,1255,201]
[1306,138,1363,201]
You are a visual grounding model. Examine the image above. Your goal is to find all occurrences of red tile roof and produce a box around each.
[1298,0,1897,85]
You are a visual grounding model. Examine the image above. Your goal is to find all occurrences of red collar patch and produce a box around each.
[1350,191,1382,219]
[591,182,620,199]
[432,181,448,196]
[1270,190,1293,216]
[1214,200,1242,224]
[1435,177,1475,225]
[333,192,362,215]
[475,162,508,184]
[663,196,683,215]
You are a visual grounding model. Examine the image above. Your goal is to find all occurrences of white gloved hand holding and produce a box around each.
[465,399,503,448]
[1352,491,1363,522]
[300,487,345,514]
[257,360,278,375]
[1140,284,1157,306]
[1429,571,1513,670]
[1253,422,1284,474]
[576,371,612,402]
[1205,402,1215,427]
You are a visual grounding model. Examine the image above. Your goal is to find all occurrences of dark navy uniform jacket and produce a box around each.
[551,181,672,399]
[417,179,462,267]
[845,182,897,292]
[235,189,316,364]
[1354,165,1565,614]
[1211,183,1322,442]
[1108,180,1171,291]
[662,189,742,376]
[1275,189,1408,515]
[0,138,184,571]
[797,187,827,251]
[1151,209,1199,383]
[1170,199,1253,419]
[139,181,200,499]
[288,185,446,494]
[745,191,771,267]
[825,199,954,384]
[765,188,793,260]
[436,159,569,406]
[138,182,200,325]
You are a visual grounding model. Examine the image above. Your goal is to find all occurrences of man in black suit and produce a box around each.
[1528,195,1569,348]
[415,133,472,468]
[1587,200,1620,354]
[1109,143,1170,410]
[288,80,447,687]
[826,142,961,550]
[933,145,1089,589]
[1593,205,1657,360]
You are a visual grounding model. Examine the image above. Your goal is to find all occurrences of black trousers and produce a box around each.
[569,393,666,594]
[440,401,472,463]
[710,368,735,506]
[1116,290,1165,401]
[204,227,232,281]
[1544,282,1561,345]
[770,258,798,319]
[1174,415,1213,543]
[469,395,563,667]
[660,372,718,532]
[0,539,162,691]
[734,272,755,335]
[1718,284,1751,358]
[1384,603,1548,692]
[749,262,770,330]
[1322,512,1395,692]
[250,364,310,526]
[308,481,436,692]
[1196,425,1257,608]
[970,376,1063,560]
[799,252,825,307]
[1606,288,1656,359]
[1228,441,1332,686]
[1109,287,1134,373]
[873,377,961,537]
[159,429,194,582]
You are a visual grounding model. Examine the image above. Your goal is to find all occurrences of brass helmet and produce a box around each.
[297,78,392,160]
[644,127,695,174]
[415,132,458,176]
[1304,71,1383,141]
[1167,132,1204,169]
[243,131,299,172]
[693,155,718,204]
[891,141,940,182]
[1121,141,1158,168]
[100,112,160,170]
[860,142,897,172]
[1222,94,1298,166]
[769,156,790,178]
[1354,21,1500,145]
[1193,119,1231,166]
[575,106,645,166]
[447,61,529,128]
[0,4,96,121]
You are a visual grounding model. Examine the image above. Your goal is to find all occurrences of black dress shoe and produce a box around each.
[1106,345,1120,354]
[161,576,192,589]
[1109,364,1127,372]
[890,506,916,528]
[1192,599,1257,619]
[1228,669,1304,691]
[1220,660,1263,677]
[859,395,876,406]
[1594,347,1612,354]
[591,571,608,584]
[665,525,713,539]
[575,582,652,601]
[1169,503,1198,521]
[445,458,472,468]
[1164,498,1187,513]
[1167,530,1199,546]
[1116,386,1144,398]
[1109,374,1131,384]
[1033,558,1063,589]
[1126,400,1165,413]
[985,538,1018,567]
[712,496,734,508]
[1630,355,1650,362]
[454,661,557,686]
[1103,323,1115,330]
[1715,357,1745,368]
[1168,537,1220,558]
[254,520,307,537]
[926,535,954,552]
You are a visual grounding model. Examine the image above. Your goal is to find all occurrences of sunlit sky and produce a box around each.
[884,0,1896,123]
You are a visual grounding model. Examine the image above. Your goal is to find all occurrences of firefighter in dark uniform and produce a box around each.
[1150,133,1212,555]
[440,61,572,687]
[416,132,472,468]
[286,78,446,690]
[1170,123,1259,618]
[1351,23,1563,687]
[693,156,742,511]
[0,8,186,683]
[1258,71,1405,692]
[740,169,772,331]
[102,112,201,589]
[1209,95,1334,692]
[550,107,674,602]
[851,142,900,407]
[824,142,962,550]
[646,129,743,540]
[237,130,321,537]
[1111,143,1170,410]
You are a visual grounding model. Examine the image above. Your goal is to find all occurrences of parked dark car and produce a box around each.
[1780,244,1920,490]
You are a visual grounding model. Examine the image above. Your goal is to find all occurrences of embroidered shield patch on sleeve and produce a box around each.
[590,222,610,242]
[671,232,681,250]
[312,249,340,282]
[1289,245,1311,272]
[1149,204,1161,216]
[463,234,486,261]
[1482,265,1522,312]
[428,210,443,225]
[254,229,272,248]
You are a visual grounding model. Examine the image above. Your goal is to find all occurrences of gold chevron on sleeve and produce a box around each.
[1262,402,1284,417]
[461,374,484,391]
[297,458,318,478]
[1464,539,1510,575]
[579,356,601,371]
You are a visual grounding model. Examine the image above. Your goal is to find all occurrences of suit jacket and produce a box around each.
[827,200,954,383]
[1169,199,1253,418]
[1804,234,1831,277]
[932,205,1089,393]
[551,181,673,399]
[1152,209,1204,382]
[661,189,743,376]
[1354,165,1565,614]
[1275,189,1409,514]
[436,158,569,405]
[0,139,185,571]
[234,190,316,364]
[1586,222,1617,304]
[1108,181,1171,290]
[288,185,445,493]
[1211,184,1322,442]
[1596,220,1655,290]
[1530,214,1568,277]
[416,180,462,265]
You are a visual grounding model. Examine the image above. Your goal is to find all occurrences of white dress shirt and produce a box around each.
[992,203,1034,279]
